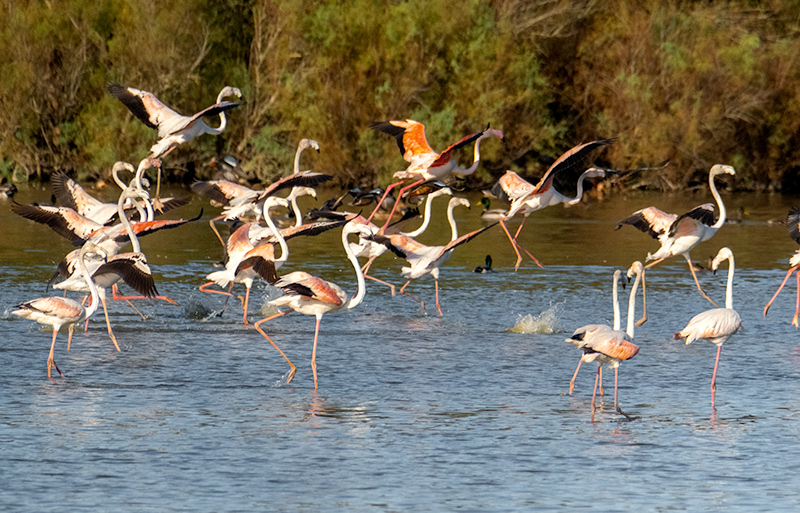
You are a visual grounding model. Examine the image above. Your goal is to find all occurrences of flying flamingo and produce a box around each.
[565,261,642,419]
[764,207,800,327]
[371,197,497,316]
[368,120,503,228]
[107,83,242,198]
[12,242,104,377]
[253,221,374,389]
[673,247,742,409]
[491,138,615,270]
[616,164,736,325]
[199,196,290,324]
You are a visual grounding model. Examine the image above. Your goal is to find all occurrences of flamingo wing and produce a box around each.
[94,255,158,298]
[674,308,741,344]
[440,222,498,253]
[490,170,535,205]
[370,119,436,162]
[429,128,487,168]
[582,329,639,361]
[616,206,677,240]
[258,171,333,200]
[535,139,616,191]
[51,172,102,213]
[669,203,716,238]
[14,296,84,320]
[107,83,183,136]
[191,180,255,206]
[274,272,345,306]
[11,202,102,242]
[185,101,240,129]
[105,211,202,245]
[235,245,278,284]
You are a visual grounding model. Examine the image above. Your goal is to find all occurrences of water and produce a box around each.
[3,185,800,511]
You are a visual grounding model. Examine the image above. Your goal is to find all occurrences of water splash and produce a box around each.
[506,303,563,334]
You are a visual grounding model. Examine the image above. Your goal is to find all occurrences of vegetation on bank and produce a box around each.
[3,1,800,192]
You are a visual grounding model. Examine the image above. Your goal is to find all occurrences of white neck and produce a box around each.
[404,192,442,238]
[453,133,490,176]
[566,170,596,206]
[288,189,304,228]
[723,254,735,309]
[709,170,727,229]
[263,202,289,268]
[446,200,460,241]
[612,270,622,331]
[294,145,305,174]
[118,188,147,253]
[79,245,101,319]
[343,228,367,310]
[626,270,642,338]
[204,87,232,135]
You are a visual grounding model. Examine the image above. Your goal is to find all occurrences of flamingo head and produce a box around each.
[710,247,734,274]
[299,139,320,153]
[220,86,243,100]
[710,164,736,177]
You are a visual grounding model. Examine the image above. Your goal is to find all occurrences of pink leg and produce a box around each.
[591,365,600,421]
[568,360,582,395]
[434,279,443,316]
[499,218,523,271]
[513,216,527,239]
[366,180,403,224]
[311,315,323,390]
[793,271,800,328]
[254,310,297,383]
[101,295,121,352]
[399,280,426,312]
[365,274,396,296]
[378,178,425,232]
[710,344,722,409]
[599,366,605,397]
[47,328,63,378]
[686,254,719,308]
[113,283,179,306]
[764,266,797,318]
[242,285,251,325]
[614,367,619,408]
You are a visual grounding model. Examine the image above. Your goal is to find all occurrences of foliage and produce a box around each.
[2,0,800,191]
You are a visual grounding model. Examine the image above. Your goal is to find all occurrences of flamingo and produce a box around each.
[565,261,642,419]
[253,221,374,389]
[12,242,105,377]
[673,247,742,409]
[764,207,800,327]
[567,269,624,397]
[199,196,290,324]
[51,166,188,225]
[371,197,497,316]
[368,120,503,228]
[616,164,736,325]
[52,187,175,350]
[279,186,318,228]
[491,139,615,270]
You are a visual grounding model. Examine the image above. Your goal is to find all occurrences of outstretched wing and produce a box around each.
[669,203,716,238]
[616,206,677,240]
[107,83,183,136]
[370,119,435,162]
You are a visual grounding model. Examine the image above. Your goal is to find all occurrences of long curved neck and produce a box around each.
[343,229,367,310]
[294,146,305,174]
[724,255,735,309]
[404,193,438,238]
[79,248,101,318]
[288,190,304,228]
[566,170,594,206]
[709,170,727,229]
[626,271,642,338]
[612,272,621,331]
[446,201,459,241]
[118,188,144,253]
[453,134,489,176]
[264,203,289,267]
[204,88,230,135]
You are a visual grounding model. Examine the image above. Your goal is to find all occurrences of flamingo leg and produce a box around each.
[710,344,722,409]
[48,328,63,378]
[254,310,297,383]
[513,216,527,239]
[764,266,798,318]
[113,284,179,306]
[209,214,227,257]
[568,360,582,395]
[591,365,600,421]
[365,274,396,296]
[361,254,379,274]
[685,254,719,308]
[599,366,605,397]
[434,278,443,316]
[399,280,426,312]
[101,295,121,352]
[67,324,75,351]
[242,285,251,325]
[637,259,666,326]
[614,367,619,408]
[311,314,323,390]
[366,180,402,224]
[378,178,426,231]
[109,285,147,320]
[794,271,800,328]
[499,218,523,271]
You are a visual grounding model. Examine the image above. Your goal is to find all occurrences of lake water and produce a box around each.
[2,184,800,511]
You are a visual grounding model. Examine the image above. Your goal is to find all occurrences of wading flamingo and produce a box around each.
[13,242,105,377]
[764,208,800,327]
[616,164,736,325]
[565,261,642,420]
[673,247,742,409]
[253,221,374,389]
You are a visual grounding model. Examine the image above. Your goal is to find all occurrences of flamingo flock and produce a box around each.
[8,82,795,419]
